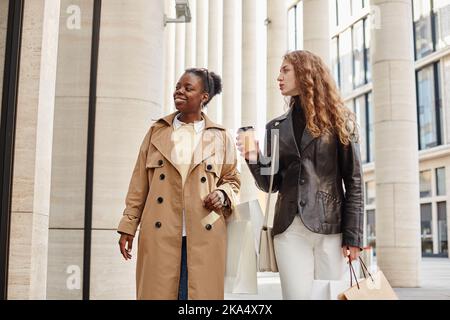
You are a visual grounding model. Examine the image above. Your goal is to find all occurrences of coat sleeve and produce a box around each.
[338,134,365,249]
[215,131,241,218]
[245,125,282,193]
[117,126,153,236]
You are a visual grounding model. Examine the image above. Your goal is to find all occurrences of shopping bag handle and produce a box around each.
[263,135,278,229]
[348,257,375,290]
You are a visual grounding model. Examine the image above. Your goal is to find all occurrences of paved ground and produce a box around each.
[225,258,450,300]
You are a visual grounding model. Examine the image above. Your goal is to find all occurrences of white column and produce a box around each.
[196,0,208,68]
[371,0,421,287]
[8,0,60,299]
[266,0,288,122]
[90,0,165,298]
[222,0,241,130]
[239,0,259,203]
[302,0,331,65]
[174,22,186,83]
[185,0,197,69]
[164,0,176,114]
[206,0,223,123]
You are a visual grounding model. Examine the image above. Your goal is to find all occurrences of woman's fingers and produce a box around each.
[119,238,128,260]
[342,247,348,259]
[126,238,133,259]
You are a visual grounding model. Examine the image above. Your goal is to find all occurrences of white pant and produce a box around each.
[274,215,347,300]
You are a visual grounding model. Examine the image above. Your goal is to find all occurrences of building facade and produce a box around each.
[0,0,449,299]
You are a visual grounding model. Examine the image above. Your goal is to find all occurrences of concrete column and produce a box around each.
[222,0,241,130]
[371,0,421,287]
[302,0,330,66]
[185,0,197,69]
[206,0,223,124]
[90,0,165,299]
[196,0,208,68]
[266,0,288,122]
[164,0,176,114]
[8,0,60,299]
[239,0,259,203]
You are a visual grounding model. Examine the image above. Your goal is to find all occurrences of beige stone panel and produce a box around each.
[374,121,420,185]
[49,96,89,229]
[89,230,137,300]
[303,0,330,65]
[376,246,421,287]
[163,0,176,114]
[372,62,417,123]
[0,0,7,96]
[54,0,93,97]
[92,98,158,229]
[371,0,414,62]
[8,212,49,299]
[375,183,396,247]
[184,0,197,69]
[96,0,164,104]
[46,230,84,300]
[393,183,422,247]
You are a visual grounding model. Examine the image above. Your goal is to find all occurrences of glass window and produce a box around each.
[420,170,432,197]
[331,37,340,87]
[338,0,352,26]
[437,201,448,255]
[353,20,365,88]
[365,180,375,205]
[364,18,371,82]
[366,209,376,254]
[436,167,446,196]
[414,0,434,59]
[288,6,297,51]
[355,95,367,163]
[433,0,450,50]
[421,203,434,255]
[417,63,442,150]
[339,28,353,96]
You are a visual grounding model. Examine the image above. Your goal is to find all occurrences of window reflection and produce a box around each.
[420,170,432,198]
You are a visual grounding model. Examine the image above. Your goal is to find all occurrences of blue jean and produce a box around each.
[178,236,188,300]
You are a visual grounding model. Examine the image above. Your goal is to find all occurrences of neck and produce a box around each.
[179,112,202,124]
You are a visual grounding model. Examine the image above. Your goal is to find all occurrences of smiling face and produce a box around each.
[277,60,300,97]
[173,72,209,113]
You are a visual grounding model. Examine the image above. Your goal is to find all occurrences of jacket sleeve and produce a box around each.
[245,125,281,193]
[117,126,153,236]
[338,134,365,249]
[215,131,241,218]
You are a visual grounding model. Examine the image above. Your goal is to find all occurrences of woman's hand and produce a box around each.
[203,191,224,212]
[118,233,134,261]
[236,136,260,162]
[342,246,361,262]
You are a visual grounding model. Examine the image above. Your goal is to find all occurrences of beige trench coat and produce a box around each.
[117,111,241,300]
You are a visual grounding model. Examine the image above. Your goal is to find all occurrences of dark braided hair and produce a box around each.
[185,68,223,107]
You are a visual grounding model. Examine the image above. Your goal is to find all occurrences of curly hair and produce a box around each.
[283,50,358,146]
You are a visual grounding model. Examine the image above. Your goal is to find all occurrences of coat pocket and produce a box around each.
[317,191,342,224]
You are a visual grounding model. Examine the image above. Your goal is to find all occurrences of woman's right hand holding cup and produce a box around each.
[236,127,260,163]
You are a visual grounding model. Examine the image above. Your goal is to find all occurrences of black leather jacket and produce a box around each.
[246,107,364,248]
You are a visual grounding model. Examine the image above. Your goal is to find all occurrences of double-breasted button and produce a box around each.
[201,177,207,183]
[300,179,306,185]
[155,221,162,228]
[160,174,165,180]
[205,224,212,231]
[158,160,163,166]
[300,200,306,207]
[157,197,164,204]
[207,164,213,171]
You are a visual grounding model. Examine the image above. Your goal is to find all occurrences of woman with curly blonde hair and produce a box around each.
[236,50,364,300]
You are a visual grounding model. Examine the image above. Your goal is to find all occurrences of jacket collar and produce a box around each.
[150,111,225,177]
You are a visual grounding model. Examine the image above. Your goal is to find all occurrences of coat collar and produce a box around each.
[273,103,316,155]
[150,111,226,177]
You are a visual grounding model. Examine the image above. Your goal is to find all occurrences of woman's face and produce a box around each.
[277,60,299,97]
[173,73,209,113]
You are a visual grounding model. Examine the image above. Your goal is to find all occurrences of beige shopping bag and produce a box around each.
[338,258,398,300]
